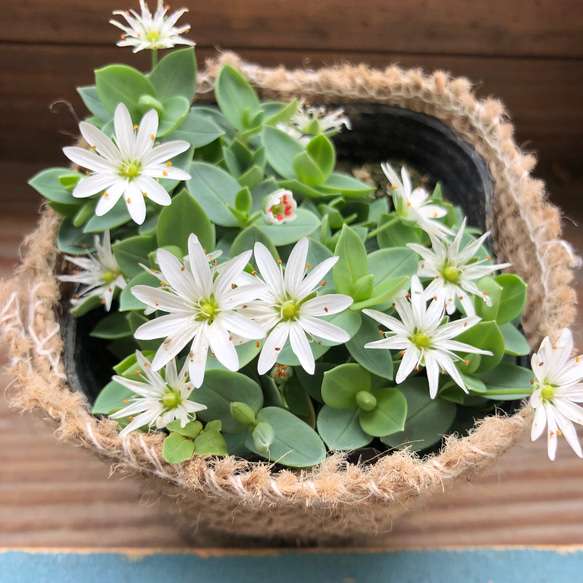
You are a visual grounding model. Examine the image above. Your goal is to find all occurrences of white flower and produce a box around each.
[110,351,206,437]
[262,189,297,225]
[290,101,352,136]
[58,229,126,311]
[63,103,191,225]
[381,162,452,240]
[363,276,491,398]
[245,238,353,375]
[131,234,266,388]
[408,219,511,316]
[110,0,195,52]
[530,328,583,460]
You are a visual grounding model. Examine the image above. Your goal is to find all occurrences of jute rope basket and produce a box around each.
[0,53,578,541]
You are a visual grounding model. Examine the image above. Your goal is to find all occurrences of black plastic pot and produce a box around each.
[63,104,494,411]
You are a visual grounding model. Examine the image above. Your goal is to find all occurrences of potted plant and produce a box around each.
[1,0,581,542]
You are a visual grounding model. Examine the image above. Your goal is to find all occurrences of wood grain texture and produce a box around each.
[0,162,582,549]
[2,0,582,58]
[1,44,582,172]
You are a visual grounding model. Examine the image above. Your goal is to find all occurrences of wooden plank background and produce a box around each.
[1,0,583,549]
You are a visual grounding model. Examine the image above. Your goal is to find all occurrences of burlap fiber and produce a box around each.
[0,53,578,541]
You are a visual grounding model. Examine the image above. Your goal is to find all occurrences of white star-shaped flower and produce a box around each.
[408,219,512,315]
[110,351,206,437]
[290,101,352,136]
[245,238,353,375]
[64,103,191,225]
[381,162,452,240]
[58,229,126,311]
[131,234,266,388]
[363,276,491,398]
[110,0,195,52]
[530,328,583,460]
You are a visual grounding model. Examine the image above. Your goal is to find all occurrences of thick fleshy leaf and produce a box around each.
[77,86,112,123]
[230,225,278,268]
[90,311,133,339]
[29,168,84,204]
[295,362,336,403]
[118,271,160,311]
[95,64,156,118]
[292,151,325,186]
[321,363,371,409]
[456,321,505,373]
[500,322,530,356]
[477,362,535,400]
[475,276,503,321]
[263,125,304,180]
[193,426,228,456]
[215,65,261,131]
[494,274,528,325]
[186,162,241,227]
[113,234,158,278]
[157,189,214,254]
[166,419,203,439]
[92,380,134,415]
[57,218,95,255]
[83,197,132,233]
[149,47,197,102]
[333,225,368,296]
[192,369,263,434]
[319,172,375,198]
[358,388,408,437]
[317,405,373,451]
[169,110,224,148]
[162,432,195,464]
[381,377,456,451]
[346,315,393,380]
[157,96,191,137]
[252,208,319,246]
[376,212,422,248]
[245,407,326,467]
[306,134,335,182]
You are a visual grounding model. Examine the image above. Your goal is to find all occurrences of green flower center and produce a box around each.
[121,162,141,179]
[161,387,182,409]
[146,30,161,43]
[541,384,555,401]
[281,300,299,320]
[103,270,118,284]
[410,332,432,349]
[442,265,461,284]
[199,299,219,323]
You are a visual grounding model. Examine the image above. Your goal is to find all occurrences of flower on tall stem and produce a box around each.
[110,0,195,53]
[58,230,126,311]
[363,276,491,398]
[530,328,583,460]
[110,351,206,437]
[289,102,352,136]
[64,103,191,225]
[131,234,266,388]
[408,219,511,315]
[381,162,452,240]
[245,238,353,375]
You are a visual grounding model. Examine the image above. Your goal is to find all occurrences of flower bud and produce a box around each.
[356,390,377,411]
[263,189,297,225]
[230,402,257,426]
[252,422,275,453]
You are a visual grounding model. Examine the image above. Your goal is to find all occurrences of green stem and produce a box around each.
[367,216,400,240]
[151,49,158,68]
[480,388,533,396]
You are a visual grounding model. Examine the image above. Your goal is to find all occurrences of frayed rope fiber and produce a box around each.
[0,53,578,541]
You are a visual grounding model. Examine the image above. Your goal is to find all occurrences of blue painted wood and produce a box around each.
[2,548,583,583]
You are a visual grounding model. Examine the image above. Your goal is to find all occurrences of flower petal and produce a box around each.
[289,323,315,374]
[257,322,290,375]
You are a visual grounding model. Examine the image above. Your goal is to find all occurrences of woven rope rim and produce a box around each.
[0,53,578,509]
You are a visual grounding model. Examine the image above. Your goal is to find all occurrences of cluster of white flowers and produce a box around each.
[131,235,353,388]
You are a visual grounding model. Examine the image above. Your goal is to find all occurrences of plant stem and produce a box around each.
[481,388,533,396]
[151,49,158,68]
[367,217,400,240]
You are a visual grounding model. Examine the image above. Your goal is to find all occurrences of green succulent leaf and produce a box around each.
[475,276,503,321]
[321,363,371,409]
[113,234,158,279]
[57,218,95,255]
[376,212,422,248]
[166,419,203,439]
[333,225,368,296]
[306,134,336,182]
[77,86,112,123]
[118,271,160,312]
[456,321,505,373]
[252,208,319,246]
[83,197,131,233]
[29,168,84,204]
[500,322,531,356]
[90,311,133,340]
[192,370,263,434]
[186,162,241,227]
[358,387,408,437]
[346,315,393,380]
[149,47,197,102]
[317,406,373,451]
[263,125,305,180]
[382,377,456,451]
[477,363,535,400]
[157,188,214,253]
[292,151,325,186]
[169,110,224,148]
[245,407,326,467]
[92,380,134,415]
[193,426,228,456]
[95,64,156,119]
[162,432,195,464]
[319,173,375,198]
[215,65,261,131]
[494,274,528,325]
